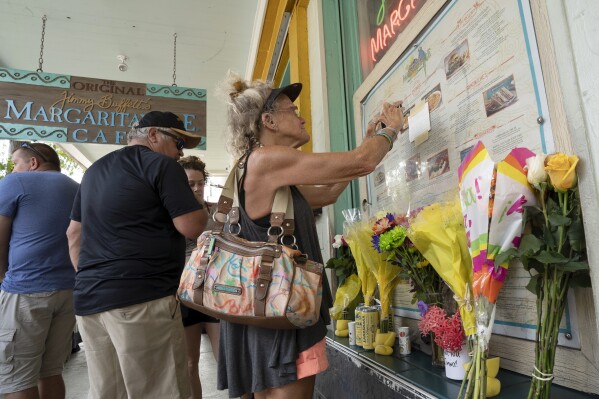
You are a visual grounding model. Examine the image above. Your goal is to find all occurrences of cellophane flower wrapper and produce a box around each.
[408,200,476,336]
[357,218,400,321]
[458,141,495,398]
[329,274,361,320]
[343,209,377,307]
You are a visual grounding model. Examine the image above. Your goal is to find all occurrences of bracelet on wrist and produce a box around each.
[382,126,399,137]
[375,130,394,151]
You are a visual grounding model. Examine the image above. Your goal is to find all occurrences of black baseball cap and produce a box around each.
[138,111,201,149]
[264,83,302,110]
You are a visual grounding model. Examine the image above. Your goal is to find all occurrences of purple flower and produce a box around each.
[386,213,396,224]
[417,300,429,317]
[371,234,382,253]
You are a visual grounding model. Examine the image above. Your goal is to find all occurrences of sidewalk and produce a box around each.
[61,334,230,399]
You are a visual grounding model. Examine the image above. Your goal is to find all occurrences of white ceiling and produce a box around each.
[0,0,263,175]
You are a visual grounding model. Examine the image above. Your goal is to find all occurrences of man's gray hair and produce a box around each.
[127,125,149,144]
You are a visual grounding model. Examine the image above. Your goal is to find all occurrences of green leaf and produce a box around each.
[556,261,589,272]
[548,214,571,227]
[533,251,569,264]
[568,219,586,252]
[495,248,518,266]
[542,225,556,248]
[526,275,540,295]
[520,255,530,270]
[518,234,543,255]
[524,205,542,217]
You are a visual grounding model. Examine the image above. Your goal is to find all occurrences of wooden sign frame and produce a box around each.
[0,68,207,149]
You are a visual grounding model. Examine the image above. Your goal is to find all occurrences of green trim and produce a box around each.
[322,0,363,234]
[281,61,291,86]
[146,84,207,100]
[0,123,68,141]
[0,67,70,88]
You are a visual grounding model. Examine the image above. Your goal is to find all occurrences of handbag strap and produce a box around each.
[213,156,295,244]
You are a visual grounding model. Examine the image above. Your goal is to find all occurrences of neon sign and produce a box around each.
[369,0,424,63]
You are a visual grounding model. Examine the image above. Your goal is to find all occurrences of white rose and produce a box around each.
[332,234,344,248]
[526,154,547,186]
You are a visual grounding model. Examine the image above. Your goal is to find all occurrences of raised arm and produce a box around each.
[297,182,351,208]
[244,102,403,218]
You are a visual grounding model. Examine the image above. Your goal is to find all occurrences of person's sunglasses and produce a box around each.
[157,128,186,150]
[21,142,49,162]
[271,106,300,117]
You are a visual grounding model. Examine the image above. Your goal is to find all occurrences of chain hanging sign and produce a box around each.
[0,67,207,149]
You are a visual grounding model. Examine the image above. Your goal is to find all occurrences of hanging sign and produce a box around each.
[358,0,429,77]
[0,67,207,149]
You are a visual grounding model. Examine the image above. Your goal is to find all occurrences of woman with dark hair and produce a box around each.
[178,155,220,399]
[216,72,404,399]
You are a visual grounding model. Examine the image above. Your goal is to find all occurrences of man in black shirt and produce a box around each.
[67,111,208,399]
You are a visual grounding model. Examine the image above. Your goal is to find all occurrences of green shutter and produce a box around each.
[322,0,363,234]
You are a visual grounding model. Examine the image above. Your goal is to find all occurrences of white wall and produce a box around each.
[544,0,599,342]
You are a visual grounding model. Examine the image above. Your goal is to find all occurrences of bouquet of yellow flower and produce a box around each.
[326,234,361,322]
[497,153,590,399]
[343,209,378,308]
[371,212,444,306]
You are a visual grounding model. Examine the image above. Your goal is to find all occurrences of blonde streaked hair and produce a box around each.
[217,71,275,158]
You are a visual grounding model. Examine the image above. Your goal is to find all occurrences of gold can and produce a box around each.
[361,306,379,350]
[354,304,364,347]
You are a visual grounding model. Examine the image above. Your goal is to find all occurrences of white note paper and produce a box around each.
[408,101,430,145]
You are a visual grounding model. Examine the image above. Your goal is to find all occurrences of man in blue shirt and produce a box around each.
[0,142,79,399]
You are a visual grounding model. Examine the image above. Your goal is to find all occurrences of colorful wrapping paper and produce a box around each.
[458,141,495,303]
[485,147,537,302]
[458,141,537,350]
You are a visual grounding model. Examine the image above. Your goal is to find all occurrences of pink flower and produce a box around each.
[418,306,465,352]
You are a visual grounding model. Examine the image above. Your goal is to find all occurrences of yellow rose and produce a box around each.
[545,153,579,191]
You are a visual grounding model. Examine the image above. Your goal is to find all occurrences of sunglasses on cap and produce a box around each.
[157,128,186,150]
[21,142,49,162]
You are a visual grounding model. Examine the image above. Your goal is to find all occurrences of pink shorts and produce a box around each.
[296,338,329,379]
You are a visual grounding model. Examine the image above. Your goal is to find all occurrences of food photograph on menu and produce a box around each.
[427,149,450,179]
[422,83,443,112]
[483,74,519,117]
[444,39,470,79]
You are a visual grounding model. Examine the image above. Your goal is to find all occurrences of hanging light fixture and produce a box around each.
[117,55,128,72]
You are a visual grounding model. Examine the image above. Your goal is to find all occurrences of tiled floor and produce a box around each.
[63,335,230,399]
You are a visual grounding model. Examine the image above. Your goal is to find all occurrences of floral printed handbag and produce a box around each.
[177,160,323,329]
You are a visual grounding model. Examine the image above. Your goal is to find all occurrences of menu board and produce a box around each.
[361,0,580,348]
